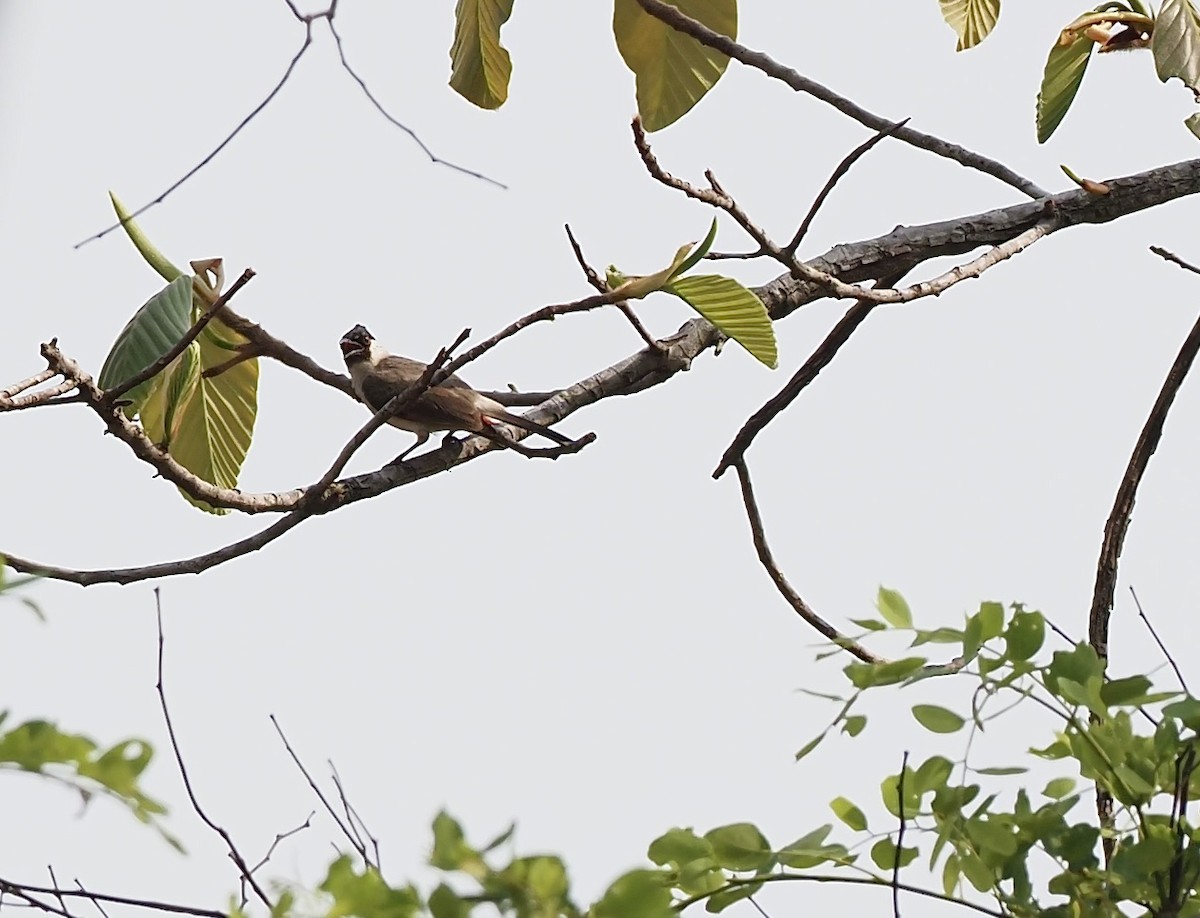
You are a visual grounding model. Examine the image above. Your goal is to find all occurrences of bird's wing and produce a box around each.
[362,357,483,432]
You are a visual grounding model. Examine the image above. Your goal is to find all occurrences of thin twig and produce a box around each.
[0,881,223,918]
[248,812,315,876]
[327,18,505,189]
[329,762,382,871]
[733,459,884,664]
[74,26,317,248]
[893,750,909,918]
[103,270,256,403]
[785,119,909,257]
[1130,586,1190,693]
[269,715,367,864]
[565,224,663,352]
[154,589,274,911]
[70,881,110,918]
[631,0,1047,199]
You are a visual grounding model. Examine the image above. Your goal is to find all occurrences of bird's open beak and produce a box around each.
[340,338,363,358]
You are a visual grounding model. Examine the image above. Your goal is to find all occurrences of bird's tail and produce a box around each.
[486,410,573,445]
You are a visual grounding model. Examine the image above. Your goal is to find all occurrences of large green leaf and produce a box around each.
[164,321,258,515]
[612,0,736,131]
[449,0,515,109]
[939,0,1001,51]
[1036,28,1094,143]
[106,198,260,514]
[96,275,194,417]
[662,274,777,368]
[1154,0,1200,97]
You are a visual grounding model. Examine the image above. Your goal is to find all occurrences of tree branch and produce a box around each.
[632,0,1048,199]
[8,159,1200,584]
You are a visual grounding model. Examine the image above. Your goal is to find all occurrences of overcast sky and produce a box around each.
[3,2,1200,915]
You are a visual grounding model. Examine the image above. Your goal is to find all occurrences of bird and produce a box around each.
[339,324,590,462]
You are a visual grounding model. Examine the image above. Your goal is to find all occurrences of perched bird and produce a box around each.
[339,324,589,461]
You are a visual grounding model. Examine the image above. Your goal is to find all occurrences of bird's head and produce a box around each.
[340,325,375,365]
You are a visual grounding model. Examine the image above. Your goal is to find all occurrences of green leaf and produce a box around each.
[849,618,888,632]
[876,587,912,628]
[842,715,867,737]
[976,601,1004,642]
[776,825,833,869]
[612,0,736,130]
[162,320,259,514]
[449,0,515,109]
[1003,609,1045,661]
[427,884,471,918]
[1100,675,1154,707]
[429,811,479,872]
[844,657,927,690]
[1165,697,1200,730]
[870,837,918,871]
[1043,776,1077,799]
[648,827,712,867]
[109,192,183,282]
[671,218,718,278]
[939,0,1001,51]
[795,732,825,761]
[320,856,421,918]
[912,704,965,734]
[97,276,194,417]
[965,817,1017,857]
[1036,29,1093,143]
[1187,111,1200,139]
[912,755,953,796]
[704,882,760,913]
[912,626,964,646]
[942,852,961,897]
[704,823,771,872]
[973,766,1027,776]
[661,274,777,368]
[592,870,673,918]
[830,796,868,831]
[0,719,176,846]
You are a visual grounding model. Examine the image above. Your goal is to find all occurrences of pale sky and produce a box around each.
[3,2,1200,915]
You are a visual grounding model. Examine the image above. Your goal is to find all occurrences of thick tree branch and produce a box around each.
[7,159,1200,584]
[632,0,1047,198]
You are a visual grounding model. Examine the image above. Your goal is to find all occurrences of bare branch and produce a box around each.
[155,589,275,910]
[270,715,375,869]
[326,18,505,189]
[565,223,664,353]
[733,459,884,664]
[1089,250,1200,660]
[631,0,1048,198]
[784,119,909,257]
[74,24,318,249]
[713,222,1053,478]
[0,880,224,918]
[1129,586,1190,694]
[7,159,1200,585]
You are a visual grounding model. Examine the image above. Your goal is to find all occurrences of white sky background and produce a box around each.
[3,1,1200,914]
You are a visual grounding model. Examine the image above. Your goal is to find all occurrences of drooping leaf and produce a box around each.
[1154,0,1200,90]
[662,274,777,367]
[156,321,258,515]
[449,0,515,109]
[939,0,1001,51]
[97,275,194,417]
[1036,29,1094,143]
[612,0,736,130]
[109,192,183,282]
[870,837,919,871]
